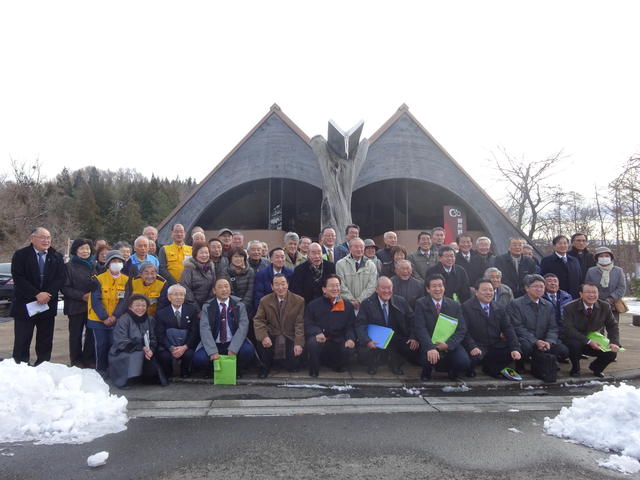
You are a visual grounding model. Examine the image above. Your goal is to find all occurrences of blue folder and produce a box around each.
[367,324,395,349]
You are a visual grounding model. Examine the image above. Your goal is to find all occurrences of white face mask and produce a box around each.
[109,262,124,273]
[597,256,612,266]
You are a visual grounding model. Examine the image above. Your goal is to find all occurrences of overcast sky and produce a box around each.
[1,1,638,200]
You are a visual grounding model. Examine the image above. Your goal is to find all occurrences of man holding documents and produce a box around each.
[414,274,470,381]
[11,227,66,365]
[356,276,419,375]
[562,283,620,377]
[462,279,521,378]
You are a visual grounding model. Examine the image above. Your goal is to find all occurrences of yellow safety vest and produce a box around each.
[88,271,129,322]
[130,276,166,316]
[163,243,192,282]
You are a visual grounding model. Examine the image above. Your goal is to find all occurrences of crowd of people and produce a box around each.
[8,223,626,388]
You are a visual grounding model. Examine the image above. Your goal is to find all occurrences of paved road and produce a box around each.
[0,410,621,480]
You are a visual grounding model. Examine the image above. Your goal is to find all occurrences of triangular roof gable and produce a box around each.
[158,104,311,231]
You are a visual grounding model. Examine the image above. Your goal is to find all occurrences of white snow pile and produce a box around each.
[544,383,640,474]
[279,384,355,391]
[442,385,471,393]
[0,360,128,445]
[507,428,522,434]
[87,451,109,468]
[598,455,640,474]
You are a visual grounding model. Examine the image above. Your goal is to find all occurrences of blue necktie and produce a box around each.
[483,305,490,317]
[37,251,46,286]
[382,302,389,326]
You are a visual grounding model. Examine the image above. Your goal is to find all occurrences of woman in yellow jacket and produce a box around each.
[88,250,129,376]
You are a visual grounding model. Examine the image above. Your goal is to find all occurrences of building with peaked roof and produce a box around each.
[158,104,531,254]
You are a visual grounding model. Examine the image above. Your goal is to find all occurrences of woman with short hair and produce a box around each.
[180,241,217,311]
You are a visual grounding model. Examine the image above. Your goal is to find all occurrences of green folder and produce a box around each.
[431,313,459,344]
[213,355,237,385]
[587,331,625,352]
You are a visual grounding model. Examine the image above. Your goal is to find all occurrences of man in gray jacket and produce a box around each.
[507,274,569,365]
[336,238,378,311]
[192,278,255,374]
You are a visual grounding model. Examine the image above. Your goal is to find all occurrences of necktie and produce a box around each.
[37,251,46,286]
[586,306,593,317]
[551,293,557,304]
[483,305,490,316]
[219,303,228,343]
[382,302,389,325]
[327,248,333,262]
[435,302,441,315]
[175,309,181,324]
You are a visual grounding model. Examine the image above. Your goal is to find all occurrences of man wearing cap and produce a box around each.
[88,250,130,375]
[563,283,620,377]
[11,227,66,365]
[218,228,234,258]
[158,223,192,285]
[363,239,382,275]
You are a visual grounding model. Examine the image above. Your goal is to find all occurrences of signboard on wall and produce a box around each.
[443,205,467,244]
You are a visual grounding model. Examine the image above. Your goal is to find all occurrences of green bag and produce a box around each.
[431,313,459,344]
[587,331,625,352]
[213,355,237,385]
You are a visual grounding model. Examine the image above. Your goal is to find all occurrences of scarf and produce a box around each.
[72,254,95,270]
[129,310,148,325]
[597,262,614,288]
[310,261,323,283]
[330,297,345,312]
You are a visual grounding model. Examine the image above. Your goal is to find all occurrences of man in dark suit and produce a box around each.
[414,274,470,380]
[492,238,538,298]
[568,233,596,283]
[507,274,569,366]
[320,227,346,263]
[290,242,336,304]
[462,279,521,378]
[155,284,200,378]
[11,227,66,365]
[305,275,356,377]
[425,246,471,303]
[253,247,293,311]
[253,274,305,378]
[356,276,420,375]
[563,283,620,377]
[455,233,486,286]
[193,277,255,375]
[542,273,573,333]
[540,235,581,299]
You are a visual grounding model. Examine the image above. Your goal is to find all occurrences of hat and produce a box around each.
[218,227,233,236]
[594,246,614,259]
[364,239,377,248]
[105,250,125,265]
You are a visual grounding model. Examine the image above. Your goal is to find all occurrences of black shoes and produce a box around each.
[420,368,431,381]
[367,366,378,375]
[569,369,580,377]
[389,365,404,376]
[258,370,269,379]
[309,370,319,378]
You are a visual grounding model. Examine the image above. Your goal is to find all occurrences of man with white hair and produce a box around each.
[247,240,270,273]
[290,242,336,303]
[376,231,398,265]
[475,236,494,265]
[336,238,378,311]
[123,235,159,276]
[391,260,424,309]
[155,284,200,378]
[143,225,161,251]
[283,232,305,270]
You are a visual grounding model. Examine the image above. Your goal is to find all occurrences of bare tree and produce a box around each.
[490,148,564,239]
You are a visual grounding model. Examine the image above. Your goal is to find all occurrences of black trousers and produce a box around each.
[158,348,195,377]
[469,345,515,377]
[256,337,301,372]
[68,313,95,366]
[13,308,55,365]
[520,341,569,362]
[357,334,421,369]
[565,338,617,373]
[306,337,355,373]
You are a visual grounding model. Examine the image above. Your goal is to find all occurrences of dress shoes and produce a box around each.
[389,365,404,376]
[569,369,580,377]
[258,370,269,379]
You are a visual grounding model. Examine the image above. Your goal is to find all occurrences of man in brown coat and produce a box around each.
[563,283,620,377]
[253,273,305,378]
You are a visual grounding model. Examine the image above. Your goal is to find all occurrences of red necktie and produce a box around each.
[586,307,593,317]
[436,302,441,315]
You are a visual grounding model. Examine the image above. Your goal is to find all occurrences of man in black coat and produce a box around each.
[540,235,581,299]
[492,238,538,298]
[425,246,471,303]
[390,260,424,309]
[155,284,200,378]
[11,227,66,365]
[567,233,596,283]
[304,275,356,377]
[455,234,486,286]
[290,242,336,304]
[563,283,620,377]
[462,279,521,378]
[356,276,420,375]
[414,274,470,380]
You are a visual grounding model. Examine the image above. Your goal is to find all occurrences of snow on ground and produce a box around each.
[544,383,640,474]
[0,360,128,445]
[279,384,355,391]
[442,385,471,392]
[598,455,640,474]
[624,297,640,316]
